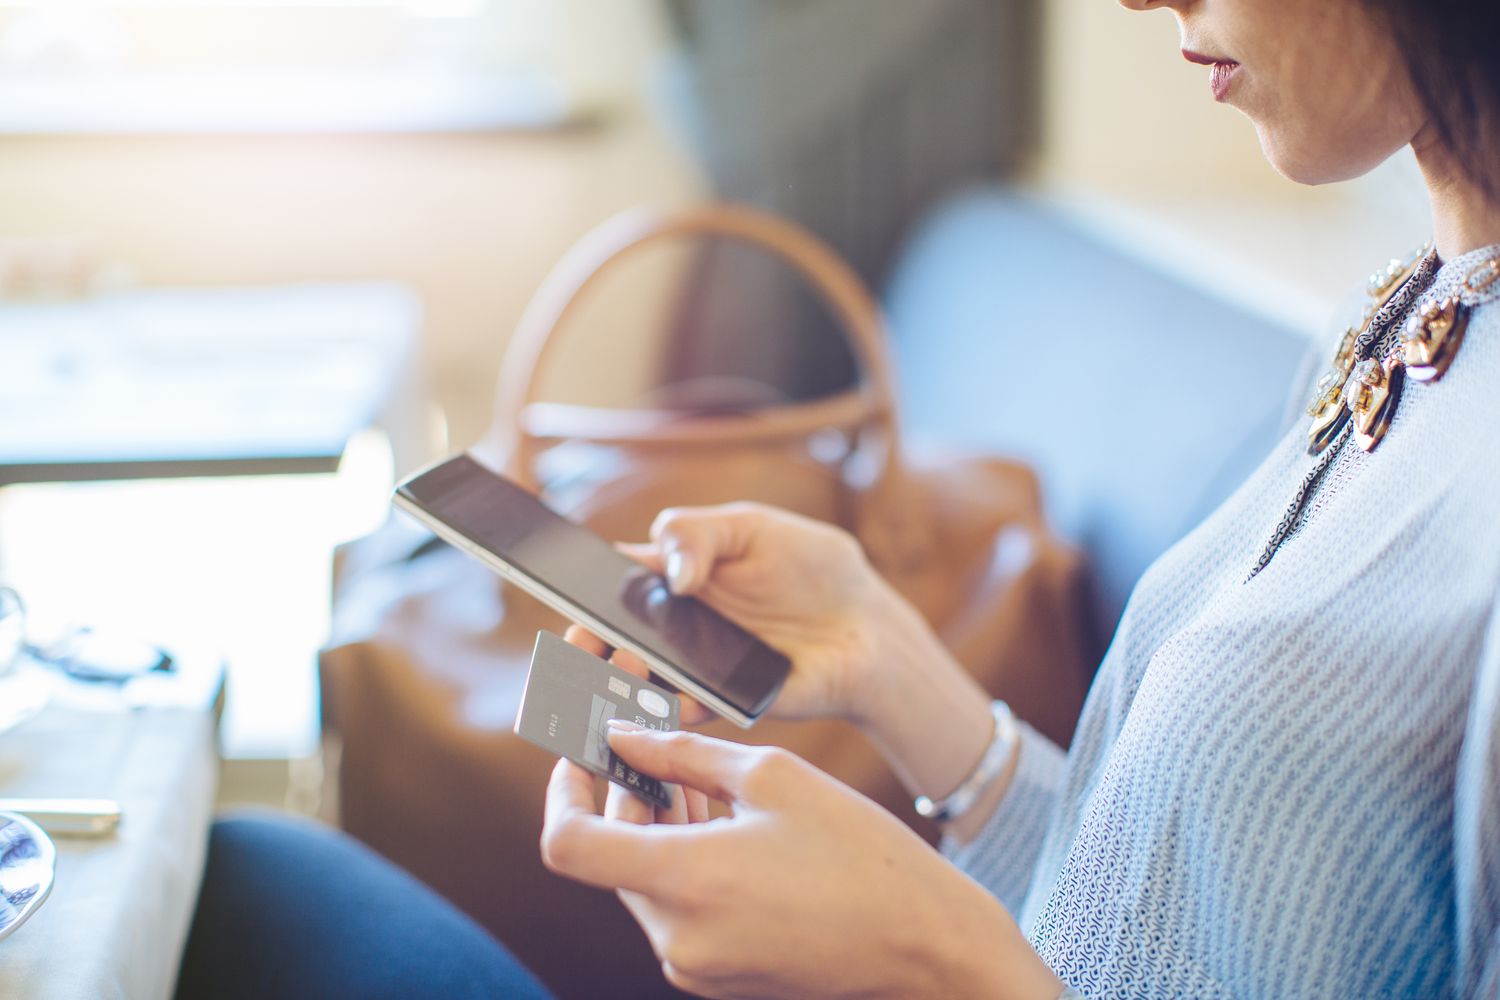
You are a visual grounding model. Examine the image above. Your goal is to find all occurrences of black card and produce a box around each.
[515,631,680,810]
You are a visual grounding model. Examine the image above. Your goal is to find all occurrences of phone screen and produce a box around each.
[395,454,790,722]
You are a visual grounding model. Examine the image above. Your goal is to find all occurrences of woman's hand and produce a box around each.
[568,502,1008,822]
[614,502,891,725]
[541,727,1061,1000]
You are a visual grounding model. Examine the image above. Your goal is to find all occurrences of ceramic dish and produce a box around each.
[0,811,55,943]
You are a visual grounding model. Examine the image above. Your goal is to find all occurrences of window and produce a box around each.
[0,1,579,133]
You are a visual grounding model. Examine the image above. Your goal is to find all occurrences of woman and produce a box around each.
[179,0,1500,996]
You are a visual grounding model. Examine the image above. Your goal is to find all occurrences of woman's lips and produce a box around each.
[1208,61,1239,102]
[1182,50,1240,102]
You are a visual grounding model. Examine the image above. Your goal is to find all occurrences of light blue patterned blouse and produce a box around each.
[947,244,1500,999]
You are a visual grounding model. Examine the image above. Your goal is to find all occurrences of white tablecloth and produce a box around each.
[0,705,216,1000]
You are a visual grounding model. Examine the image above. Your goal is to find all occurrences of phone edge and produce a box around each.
[391,489,759,728]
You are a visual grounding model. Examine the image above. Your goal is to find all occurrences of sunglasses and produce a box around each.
[0,587,172,683]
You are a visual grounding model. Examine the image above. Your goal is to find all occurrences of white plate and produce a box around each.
[0,811,55,943]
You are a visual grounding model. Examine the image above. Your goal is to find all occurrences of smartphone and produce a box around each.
[0,798,122,837]
[392,453,791,727]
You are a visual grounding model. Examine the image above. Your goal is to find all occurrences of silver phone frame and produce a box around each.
[0,798,122,838]
[391,486,761,729]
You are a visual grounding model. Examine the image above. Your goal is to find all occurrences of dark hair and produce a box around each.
[1363,0,1500,203]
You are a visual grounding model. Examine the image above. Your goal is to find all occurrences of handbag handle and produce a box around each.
[489,203,906,493]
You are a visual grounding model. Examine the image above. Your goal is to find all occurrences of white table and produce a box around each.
[0,688,217,1000]
[0,282,426,485]
[0,280,429,763]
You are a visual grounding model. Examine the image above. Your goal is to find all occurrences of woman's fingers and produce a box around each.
[606,647,651,680]
[684,786,710,824]
[649,505,763,594]
[615,541,666,574]
[607,728,765,804]
[605,772,705,825]
[604,780,657,825]
[563,623,610,659]
[541,759,678,894]
[677,699,716,726]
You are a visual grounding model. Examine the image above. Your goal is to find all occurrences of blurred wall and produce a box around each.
[1038,0,1280,197]
[1037,0,1434,215]
[1034,0,1432,332]
[659,0,1038,400]
[0,1,707,454]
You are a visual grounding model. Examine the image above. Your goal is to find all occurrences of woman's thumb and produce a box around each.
[650,506,760,594]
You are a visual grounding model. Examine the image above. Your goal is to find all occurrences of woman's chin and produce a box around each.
[1254,125,1406,188]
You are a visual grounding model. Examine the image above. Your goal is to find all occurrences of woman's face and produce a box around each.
[1121,0,1427,185]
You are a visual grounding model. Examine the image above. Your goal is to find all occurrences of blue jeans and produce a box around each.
[175,813,552,1000]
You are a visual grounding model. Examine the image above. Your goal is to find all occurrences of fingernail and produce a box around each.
[606,719,644,733]
[664,550,691,592]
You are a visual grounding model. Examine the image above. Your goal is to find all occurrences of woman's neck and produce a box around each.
[1413,132,1500,263]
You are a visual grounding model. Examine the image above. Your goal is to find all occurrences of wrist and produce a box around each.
[915,878,1062,1000]
[948,923,1063,1000]
[846,580,999,804]
[915,701,1017,823]
[844,576,950,731]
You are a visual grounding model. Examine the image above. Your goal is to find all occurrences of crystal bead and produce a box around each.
[1342,380,1363,411]
[1401,316,1427,344]
[1306,366,1346,416]
[1342,359,1380,410]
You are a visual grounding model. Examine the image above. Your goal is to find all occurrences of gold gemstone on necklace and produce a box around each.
[1400,314,1429,346]
[1404,298,1469,382]
[1307,399,1349,456]
[1305,327,1362,417]
[1353,357,1404,453]
[1307,242,1434,457]
[1335,329,1357,369]
[1306,366,1348,417]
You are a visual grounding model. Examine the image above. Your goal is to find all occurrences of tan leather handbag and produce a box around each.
[320,204,1099,1000]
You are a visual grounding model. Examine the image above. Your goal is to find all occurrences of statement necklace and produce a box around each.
[1251,242,1500,579]
[1305,244,1500,455]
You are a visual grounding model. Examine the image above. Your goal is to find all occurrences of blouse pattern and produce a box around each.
[946,243,1500,1000]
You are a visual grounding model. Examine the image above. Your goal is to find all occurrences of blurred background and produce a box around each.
[0,0,1432,803]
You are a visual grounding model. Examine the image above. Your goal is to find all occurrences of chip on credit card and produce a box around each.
[516,631,680,810]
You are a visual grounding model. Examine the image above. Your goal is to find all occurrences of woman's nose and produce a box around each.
[1118,0,1165,10]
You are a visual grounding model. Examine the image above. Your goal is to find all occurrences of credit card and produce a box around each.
[516,631,679,810]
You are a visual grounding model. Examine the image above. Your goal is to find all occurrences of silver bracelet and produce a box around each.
[914,700,1018,824]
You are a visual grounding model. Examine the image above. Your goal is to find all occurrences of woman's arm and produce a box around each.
[541,728,1066,1000]
[548,505,1084,997]
[942,720,1068,915]
[600,503,1060,851]
[846,574,1023,839]
[855,581,1068,913]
